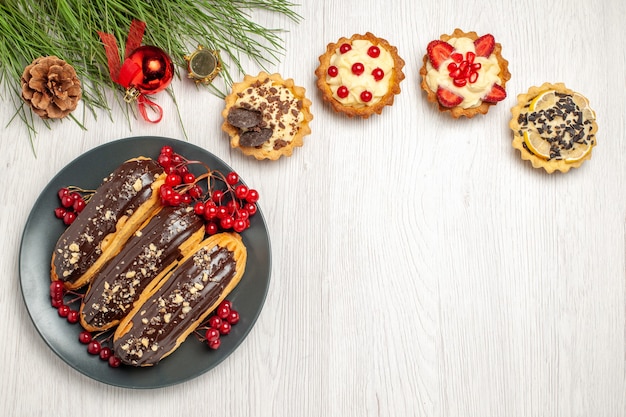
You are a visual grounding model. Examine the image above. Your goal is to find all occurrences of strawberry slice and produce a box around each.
[427,40,454,70]
[474,34,495,57]
[436,87,463,107]
[482,84,506,103]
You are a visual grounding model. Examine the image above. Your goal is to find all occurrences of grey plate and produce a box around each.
[19,136,271,389]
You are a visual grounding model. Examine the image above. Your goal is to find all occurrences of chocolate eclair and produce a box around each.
[51,158,166,290]
[79,205,205,332]
[113,233,247,366]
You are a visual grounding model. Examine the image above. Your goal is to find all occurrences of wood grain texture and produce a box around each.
[1,0,624,416]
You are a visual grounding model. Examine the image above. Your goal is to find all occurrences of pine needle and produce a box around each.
[0,0,301,143]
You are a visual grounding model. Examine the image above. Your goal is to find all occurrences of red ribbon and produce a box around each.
[98,20,163,123]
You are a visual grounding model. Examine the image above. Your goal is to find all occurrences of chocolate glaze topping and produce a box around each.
[114,244,237,366]
[81,205,204,330]
[52,159,164,285]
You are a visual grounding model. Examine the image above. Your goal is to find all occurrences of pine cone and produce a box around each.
[21,56,82,119]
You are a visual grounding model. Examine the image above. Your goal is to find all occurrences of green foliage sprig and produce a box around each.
[0,0,300,143]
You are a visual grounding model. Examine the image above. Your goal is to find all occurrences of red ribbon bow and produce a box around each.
[98,20,164,123]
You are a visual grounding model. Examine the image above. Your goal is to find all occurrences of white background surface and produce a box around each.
[2,1,625,416]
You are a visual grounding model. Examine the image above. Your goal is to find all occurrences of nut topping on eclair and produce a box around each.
[79,205,205,332]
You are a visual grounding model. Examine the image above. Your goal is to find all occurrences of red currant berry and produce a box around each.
[188,185,203,199]
[57,304,70,318]
[235,185,249,200]
[57,187,69,200]
[51,298,64,308]
[50,280,64,295]
[61,194,74,208]
[205,222,219,235]
[87,340,101,355]
[216,304,230,319]
[160,184,174,200]
[227,310,240,325]
[367,45,381,58]
[157,153,171,168]
[208,338,221,350]
[226,172,239,185]
[208,316,222,329]
[212,190,224,204]
[205,328,220,343]
[108,356,121,368]
[171,153,183,166]
[219,300,232,310]
[78,331,92,344]
[63,211,77,225]
[219,321,232,335]
[54,207,66,219]
[160,145,174,155]
[204,205,219,220]
[360,90,373,102]
[99,347,112,361]
[220,216,234,230]
[233,219,247,233]
[181,194,192,205]
[244,202,257,216]
[337,86,349,99]
[73,198,86,213]
[66,310,79,324]
[246,189,259,203]
[216,205,230,219]
[236,210,249,221]
[183,172,196,184]
[371,68,385,81]
[327,66,339,77]
[168,192,182,206]
[351,62,364,76]
[339,43,352,54]
[165,173,182,187]
[194,202,205,215]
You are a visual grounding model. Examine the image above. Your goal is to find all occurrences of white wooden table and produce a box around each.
[2,1,624,416]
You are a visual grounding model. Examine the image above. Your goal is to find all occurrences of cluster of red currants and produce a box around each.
[156,145,260,236]
[49,281,79,323]
[49,281,121,367]
[202,300,240,350]
[78,330,121,368]
[157,145,203,206]
[54,187,88,225]
[193,171,259,235]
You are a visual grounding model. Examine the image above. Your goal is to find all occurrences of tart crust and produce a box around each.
[509,82,597,173]
[315,32,405,118]
[221,72,313,160]
[420,28,511,118]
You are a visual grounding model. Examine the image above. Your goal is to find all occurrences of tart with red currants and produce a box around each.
[420,29,511,118]
[315,32,405,118]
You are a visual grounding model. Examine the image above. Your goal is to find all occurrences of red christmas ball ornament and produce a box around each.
[118,45,174,95]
